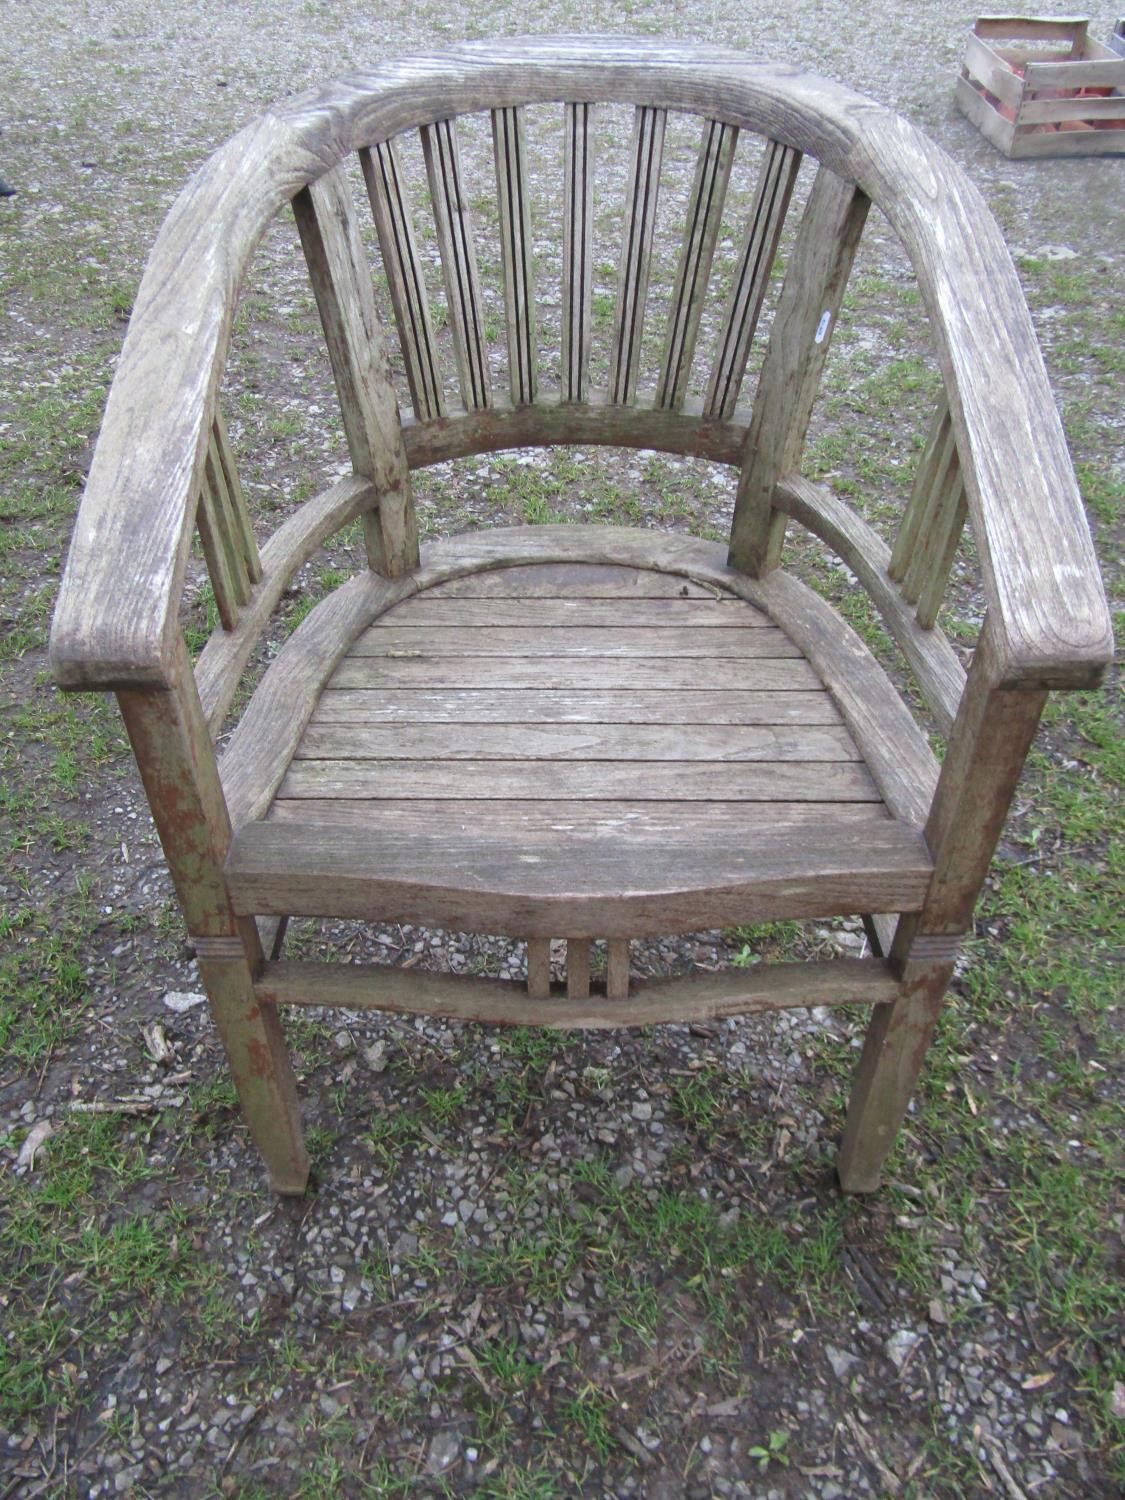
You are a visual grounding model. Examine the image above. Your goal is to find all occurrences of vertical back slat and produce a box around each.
[360,139,446,423]
[213,410,261,586]
[657,119,738,412]
[421,118,492,412]
[562,102,593,404]
[527,937,551,1000]
[204,437,251,605]
[492,106,538,407]
[609,106,667,407]
[890,401,951,581]
[902,428,960,603]
[728,167,869,576]
[606,938,630,1001]
[915,481,968,630]
[196,465,243,631]
[293,166,419,578]
[705,140,802,421]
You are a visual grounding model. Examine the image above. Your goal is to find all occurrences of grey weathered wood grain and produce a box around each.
[657,118,737,412]
[195,475,376,733]
[728,166,869,576]
[51,41,1112,694]
[704,138,800,421]
[309,687,842,726]
[267,798,887,836]
[195,452,247,630]
[328,656,821,691]
[423,561,734,600]
[276,758,880,803]
[47,39,1116,1202]
[399,390,750,467]
[292,167,419,575]
[219,570,415,829]
[257,955,901,1028]
[360,137,445,422]
[228,817,930,936]
[610,106,666,406]
[774,474,965,736]
[890,400,950,582]
[294,722,860,763]
[379,596,770,626]
[213,526,931,838]
[351,624,801,658]
[492,105,537,406]
[527,937,551,1000]
[567,940,591,1001]
[607,939,630,1001]
[562,101,593,403]
[748,568,939,826]
[421,116,491,411]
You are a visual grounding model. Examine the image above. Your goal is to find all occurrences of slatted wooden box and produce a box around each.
[956,14,1125,157]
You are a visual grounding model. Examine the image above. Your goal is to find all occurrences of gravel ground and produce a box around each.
[1,2,1122,1497]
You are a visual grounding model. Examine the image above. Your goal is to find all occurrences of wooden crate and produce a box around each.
[957,15,1125,157]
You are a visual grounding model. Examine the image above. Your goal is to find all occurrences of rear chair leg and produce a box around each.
[197,930,310,1196]
[837,935,958,1194]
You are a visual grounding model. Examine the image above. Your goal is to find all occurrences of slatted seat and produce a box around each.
[226,554,934,944]
[51,39,1111,1198]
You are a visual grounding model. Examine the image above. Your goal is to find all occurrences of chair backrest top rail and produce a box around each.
[50,36,1112,697]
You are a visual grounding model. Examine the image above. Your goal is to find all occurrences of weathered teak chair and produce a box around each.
[51,39,1111,1196]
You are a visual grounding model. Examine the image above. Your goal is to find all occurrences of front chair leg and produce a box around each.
[837,940,957,1194]
[197,940,310,1195]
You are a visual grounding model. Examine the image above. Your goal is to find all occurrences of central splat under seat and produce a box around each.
[51,39,1111,1196]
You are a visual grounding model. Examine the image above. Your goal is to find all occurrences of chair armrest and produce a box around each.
[49,114,309,693]
[849,112,1113,690]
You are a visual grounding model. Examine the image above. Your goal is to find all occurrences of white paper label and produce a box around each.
[814,310,832,344]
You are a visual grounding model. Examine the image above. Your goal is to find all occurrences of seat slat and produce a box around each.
[328,656,823,690]
[704,139,801,421]
[361,138,446,422]
[610,106,667,406]
[310,688,843,726]
[351,625,801,658]
[294,722,861,762]
[562,102,593,403]
[268,798,888,835]
[227,817,931,936]
[657,118,738,411]
[379,597,771,627]
[492,105,537,406]
[276,758,881,801]
[423,563,729,599]
[421,117,492,411]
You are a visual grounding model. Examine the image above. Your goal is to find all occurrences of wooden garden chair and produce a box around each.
[50,39,1111,1196]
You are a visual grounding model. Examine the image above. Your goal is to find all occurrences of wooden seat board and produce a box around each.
[382,598,771,627]
[277,759,881,801]
[277,563,885,903]
[330,657,823,690]
[352,625,801,658]
[266,798,888,837]
[228,817,932,936]
[310,688,844,726]
[422,563,735,599]
[294,723,860,762]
